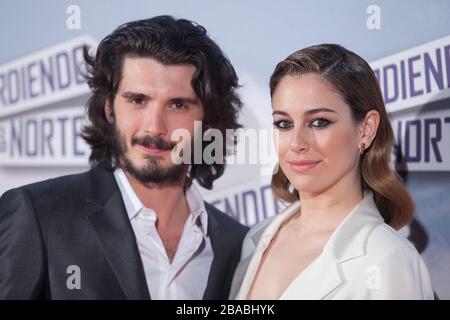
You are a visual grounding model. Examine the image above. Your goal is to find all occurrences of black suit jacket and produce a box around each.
[0,167,248,299]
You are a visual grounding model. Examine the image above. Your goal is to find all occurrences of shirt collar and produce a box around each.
[185,182,208,235]
[114,168,143,220]
[113,168,208,235]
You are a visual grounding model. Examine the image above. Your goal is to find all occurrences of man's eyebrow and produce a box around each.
[272,107,337,116]
[122,92,149,99]
[121,92,199,104]
[170,97,200,104]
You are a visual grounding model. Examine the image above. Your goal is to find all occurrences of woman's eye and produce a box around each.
[309,118,332,128]
[273,119,293,129]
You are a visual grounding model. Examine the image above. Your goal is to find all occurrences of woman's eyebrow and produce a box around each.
[272,107,337,117]
[304,107,337,115]
[272,110,289,116]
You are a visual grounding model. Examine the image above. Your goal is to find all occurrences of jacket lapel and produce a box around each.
[86,167,150,300]
[202,206,231,299]
[228,254,253,299]
[229,221,270,298]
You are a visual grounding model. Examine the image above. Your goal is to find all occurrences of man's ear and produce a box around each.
[359,109,380,149]
[105,101,114,124]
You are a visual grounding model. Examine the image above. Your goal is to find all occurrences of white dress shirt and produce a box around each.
[114,168,213,300]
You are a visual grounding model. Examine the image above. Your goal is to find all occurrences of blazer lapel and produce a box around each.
[86,168,150,300]
[228,254,253,299]
[202,207,231,299]
[232,203,300,299]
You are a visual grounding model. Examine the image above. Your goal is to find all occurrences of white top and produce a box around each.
[114,168,213,300]
[234,192,434,300]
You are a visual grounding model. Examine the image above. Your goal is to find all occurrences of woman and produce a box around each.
[230,44,434,300]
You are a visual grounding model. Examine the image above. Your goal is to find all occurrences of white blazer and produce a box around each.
[230,192,434,300]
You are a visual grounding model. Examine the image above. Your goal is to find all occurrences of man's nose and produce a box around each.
[143,104,168,137]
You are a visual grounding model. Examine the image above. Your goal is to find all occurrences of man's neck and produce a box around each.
[124,171,191,231]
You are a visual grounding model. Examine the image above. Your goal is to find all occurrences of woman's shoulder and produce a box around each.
[365,221,419,260]
[338,221,434,299]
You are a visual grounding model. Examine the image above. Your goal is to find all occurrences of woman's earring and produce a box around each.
[359,142,366,155]
[288,183,296,193]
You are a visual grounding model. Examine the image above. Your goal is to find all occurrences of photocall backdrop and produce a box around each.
[1,0,449,299]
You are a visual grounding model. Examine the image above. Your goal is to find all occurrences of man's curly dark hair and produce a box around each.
[82,15,242,189]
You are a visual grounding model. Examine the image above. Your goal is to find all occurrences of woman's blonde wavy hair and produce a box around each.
[270,44,413,230]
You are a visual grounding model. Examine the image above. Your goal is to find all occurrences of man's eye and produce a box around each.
[273,119,293,129]
[309,118,332,128]
[129,97,144,105]
[172,102,187,110]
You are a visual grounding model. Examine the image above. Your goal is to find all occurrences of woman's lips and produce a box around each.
[287,160,321,173]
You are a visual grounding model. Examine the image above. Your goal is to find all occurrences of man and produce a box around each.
[0,16,248,299]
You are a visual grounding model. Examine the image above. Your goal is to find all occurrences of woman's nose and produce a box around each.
[289,128,309,153]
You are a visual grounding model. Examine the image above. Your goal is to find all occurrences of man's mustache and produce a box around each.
[131,135,177,150]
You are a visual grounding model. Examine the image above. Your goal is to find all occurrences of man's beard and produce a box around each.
[113,125,187,185]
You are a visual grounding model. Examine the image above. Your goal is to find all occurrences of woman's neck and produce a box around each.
[294,176,364,234]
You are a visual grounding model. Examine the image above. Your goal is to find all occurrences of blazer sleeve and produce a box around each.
[368,246,434,300]
[0,188,46,299]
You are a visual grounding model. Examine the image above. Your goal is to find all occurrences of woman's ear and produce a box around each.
[105,101,114,124]
[360,109,380,149]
